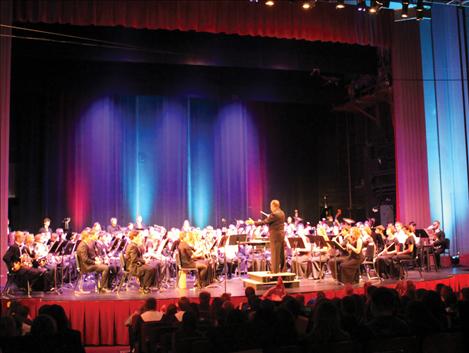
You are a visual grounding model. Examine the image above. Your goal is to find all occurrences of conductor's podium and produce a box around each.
[242,271,300,291]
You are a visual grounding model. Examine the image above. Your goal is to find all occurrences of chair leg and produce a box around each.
[2,276,13,296]
[75,272,83,291]
[117,272,127,293]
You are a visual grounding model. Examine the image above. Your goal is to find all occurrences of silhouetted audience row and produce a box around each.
[127,282,469,353]
[1,281,468,353]
[0,302,85,353]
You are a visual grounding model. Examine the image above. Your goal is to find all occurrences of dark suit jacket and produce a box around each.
[255,209,286,242]
[178,240,195,267]
[3,243,21,270]
[125,242,145,275]
[76,240,96,272]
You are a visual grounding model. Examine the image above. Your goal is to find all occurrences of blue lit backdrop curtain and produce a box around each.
[419,5,469,255]
[63,96,266,230]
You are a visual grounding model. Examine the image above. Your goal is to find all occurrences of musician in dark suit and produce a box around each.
[76,230,111,292]
[250,199,286,274]
[107,217,121,234]
[2,231,44,289]
[431,220,446,268]
[125,230,155,294]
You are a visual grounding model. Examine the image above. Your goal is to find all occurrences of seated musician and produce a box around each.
[290,232,311,279]
[125,230,156,294]
[107,217,121,235]
[311,226,330,280]
[371,225,386,254]
[76,230,111,293]
[144,229,169,289]
[177,231,209,288]
[33,233,56,288]
[220,227,240,279]
[430,220,446,268]
[392,226,416,278]
[2,231,45,290]
[330,227,364,284]
[375,228,399,279]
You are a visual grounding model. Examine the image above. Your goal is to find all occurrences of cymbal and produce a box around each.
[342,218,355,224]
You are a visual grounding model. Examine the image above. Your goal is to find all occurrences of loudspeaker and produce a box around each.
[380,204,394,226]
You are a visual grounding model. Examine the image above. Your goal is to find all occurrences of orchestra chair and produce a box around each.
[397,250,423,281]
[364,336,418,353]
[74,253,100,293]
[419,244,438,272]
[117,253,138,294]
[136,320,176,353]
[361,243,381,281]
[1,264,31,297]
[308,340,361,353]
[175,250,198,289]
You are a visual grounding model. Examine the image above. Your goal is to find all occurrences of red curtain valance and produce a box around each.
[13,0,393,47]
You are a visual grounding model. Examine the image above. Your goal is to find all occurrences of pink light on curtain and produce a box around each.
[392,20,431,226]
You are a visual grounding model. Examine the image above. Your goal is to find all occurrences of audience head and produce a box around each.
[199,291,211,307]
[31,315,57,337]
[178,297,192,312]
[143,297,157,312]
[370,287,398,317]
[0,316,18,338]
[38,304,70,332]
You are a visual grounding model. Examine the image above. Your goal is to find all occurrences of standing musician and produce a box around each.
[38,217,53,237]
[330,227,364,284]
[76,230,112,293]
[3,231,44,290]
[248,199,286,274]
[125,230,155,294]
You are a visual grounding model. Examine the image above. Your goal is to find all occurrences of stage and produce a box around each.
[2,268,469,346]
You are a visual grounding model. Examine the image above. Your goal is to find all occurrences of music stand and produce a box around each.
[287,237,306,251]
[415,229,428,238]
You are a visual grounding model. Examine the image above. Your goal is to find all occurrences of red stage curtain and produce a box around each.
[12,0,393,48]
[0,0,12,286]
[5,274,469,345]
[391,21,431,226]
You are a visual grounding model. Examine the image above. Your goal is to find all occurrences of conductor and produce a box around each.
[248,199,286,274]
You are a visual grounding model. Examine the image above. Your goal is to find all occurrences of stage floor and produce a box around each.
[2,268,469,346]
[2,267,469,301]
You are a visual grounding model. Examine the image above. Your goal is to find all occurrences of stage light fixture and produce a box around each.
[369,0,378,14]
[401,5,409,17]
[416,0,424,12]
[336,0,345,9]
[265,0,275,6]
[357,0,367,12]
[302,1,312,9]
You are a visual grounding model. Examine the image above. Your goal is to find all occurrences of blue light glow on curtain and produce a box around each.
[66,96,265,230]
[419,5,469,253]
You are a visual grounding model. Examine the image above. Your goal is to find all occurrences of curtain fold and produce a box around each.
[12,0,393,48]
[0,0,12,286]
[391,21,431,227]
